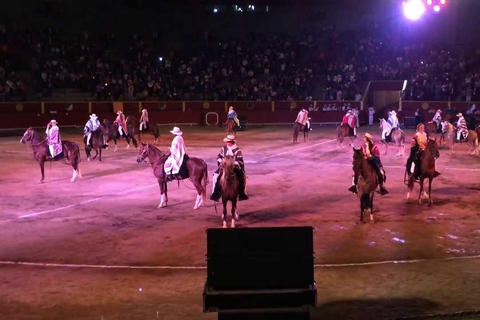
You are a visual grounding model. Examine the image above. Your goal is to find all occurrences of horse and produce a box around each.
[379,119,405,156]
[336,124,355,148]
[20,127,82,182]
[226,119,236,135]
[136,143,208,209]
[126,115,160,144]
[293,122,304,143]
[406,139,440,204]
[219,155,240,228]
[453,128,478,156]
[352,147,378,223]
[100,119,138,151]
[441,121,455,155]
[302,118,312,142]
[83,129,105,161]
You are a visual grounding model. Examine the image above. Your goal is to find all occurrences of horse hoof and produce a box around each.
[406,192,410,200]
[235,213,239,220]
[87,158,91,161]
[369,214,374,222]
[193,205,199,210]
[418,200,422,205]
[222,221,227,228]
[70,178,75,183]
[231,220,236,228]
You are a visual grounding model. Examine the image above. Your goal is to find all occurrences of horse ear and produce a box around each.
[141,142,146,146]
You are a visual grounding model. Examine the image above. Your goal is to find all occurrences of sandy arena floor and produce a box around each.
[1,125,480,320]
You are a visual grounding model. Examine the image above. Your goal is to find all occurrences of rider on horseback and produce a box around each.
[456,113,468,141]
[349,133,389,196]
[46,119,62,160]
[295,108,309,128]
[228,106,240,128]
[406,123,440,179]
[84,114,106,148]
[139,109,149,132]
[342,110,357,137]
[432,109,443,133]
[210,135,249,202]
[164,127,187,181]
[114,110,128,137]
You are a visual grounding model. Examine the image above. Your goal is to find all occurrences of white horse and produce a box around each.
[379,119,405,156]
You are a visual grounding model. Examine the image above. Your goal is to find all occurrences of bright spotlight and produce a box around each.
[427,0,432,5]
[213,8,218,13]
[433,5,440,12]
[403,0,426,21]
[440,0,446,4]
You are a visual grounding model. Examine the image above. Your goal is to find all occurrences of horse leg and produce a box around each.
[369,193,374,223]
[126,136,130,149]
[39,161,45,182]
[418,178,424,204]
[382,141,387,155]
[92,148,98,161]
[99,147,102,161]
[158,179,167,208]
[222,198,228,228]
[114,139,118,152]
[231,198,237,228]
[428,178,433,204]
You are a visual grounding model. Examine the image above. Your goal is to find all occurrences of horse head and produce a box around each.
[137,142,149,164]
[98,123,110,135]
[223,155,235,174]
[427,139,440,159]
[20,127,34,144]
[352,147,364,172]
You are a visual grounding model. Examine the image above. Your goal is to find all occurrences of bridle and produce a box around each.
[140,144,166,165]
[22,129,47,146]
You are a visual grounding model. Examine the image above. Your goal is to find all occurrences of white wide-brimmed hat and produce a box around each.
[390,110,397,116]
[117,110,123,114]
[170,127,183,135]
[457,113,463,117]
[90,114,98,119]
[437,109,442,113]
[50,119,58,124]
[142,109,147,112]
[364,133,373,141]
[223,134,236,142]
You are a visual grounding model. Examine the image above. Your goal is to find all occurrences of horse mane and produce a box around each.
[220,155,235,191]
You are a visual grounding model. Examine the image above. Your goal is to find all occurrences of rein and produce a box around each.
[144,144,167,165]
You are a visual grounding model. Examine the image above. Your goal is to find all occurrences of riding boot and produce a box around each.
[235,169,249,201]
[209,175,221,202]
[374,166,389,195]
[348,175,358,194]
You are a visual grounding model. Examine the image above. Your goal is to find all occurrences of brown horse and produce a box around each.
[219,155,240,228]
[20,127,82,182]
[100,119,138,151]
[441,121,455,155]
[83,129,105,161]
[136,143,208,209]
[425,121,438,138]
[337,124,355,148]
[226,119,236,135]
[352,148,378,222]
[126,115,160,144]
[407,139,440,204]
[379,119,406,156]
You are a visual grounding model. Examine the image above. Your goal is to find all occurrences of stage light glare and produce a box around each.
[403,0,426,21]
[440,0,446,4]
[433,5,440,12]
[427,0,432,5]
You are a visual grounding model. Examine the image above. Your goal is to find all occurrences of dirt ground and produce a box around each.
[1,125,480,320]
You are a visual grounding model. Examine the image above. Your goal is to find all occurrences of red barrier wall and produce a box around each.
[0,100,362,129]
[401,101,474,117]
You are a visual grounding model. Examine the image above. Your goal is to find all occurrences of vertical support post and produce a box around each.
[41,102,45,114]
[139,101,142,113]
[225,101,228,112]
[88,101,92,114]
[271,101,275,112]
[182,101,186,112]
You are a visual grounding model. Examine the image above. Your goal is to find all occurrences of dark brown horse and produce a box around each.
[136,143,209,209]
[219,155,240,228]
[20,127,82,182]
[126,115,160,144]
[226,119,236,135]
[337,124,355,148]
[293,122,304,143]
[352,148,378,222]
[407,139,440,204]
[83,129,105,161]
[100,119,138,151]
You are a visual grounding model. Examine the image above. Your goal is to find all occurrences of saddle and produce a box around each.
[385,128,396,143]
[167,155,190,181]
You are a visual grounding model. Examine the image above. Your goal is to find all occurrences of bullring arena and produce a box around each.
[1,119,480,319]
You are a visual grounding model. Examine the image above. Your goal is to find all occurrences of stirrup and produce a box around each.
[239,193,249,201]
[348,185,357,194]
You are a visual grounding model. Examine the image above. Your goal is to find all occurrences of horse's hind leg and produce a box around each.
[418,179,424,204]
[231,199,237,228]
[428,178,433,204]
[369,194,374,223]
[39,161,45,182]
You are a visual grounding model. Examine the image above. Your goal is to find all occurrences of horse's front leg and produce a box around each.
[114,138,118,152]
[428,178,433,204]
[369,193,374,223]
[231,198,237,228]
[222,198,228,228]
[99,148,102,161]
[382,141,387,155]
[92,148,98,160]
[39,161,45,182]
[418,178,424,204]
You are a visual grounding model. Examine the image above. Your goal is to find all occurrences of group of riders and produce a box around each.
[42,104,468,200]
[43,106,249,201]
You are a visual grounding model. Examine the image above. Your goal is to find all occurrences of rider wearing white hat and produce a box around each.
[456,112,468,141]
[348,133,389,195]
[46,119,62,159]
[432,109,443,133]
[164,127,186,180]
[84,113,104,147]
[210,134,249,202]
[227,106,240,127]
[114,110,128,137]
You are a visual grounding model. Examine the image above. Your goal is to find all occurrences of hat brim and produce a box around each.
[223,138,235,142]
[170,130,183,135]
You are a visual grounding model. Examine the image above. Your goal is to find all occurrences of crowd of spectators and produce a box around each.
[2,23,480,102]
